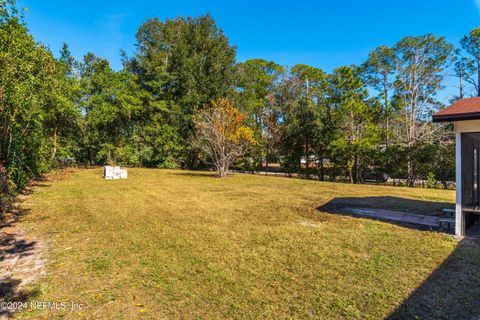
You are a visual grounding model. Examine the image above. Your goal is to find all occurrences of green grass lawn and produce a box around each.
[15,168,480,319]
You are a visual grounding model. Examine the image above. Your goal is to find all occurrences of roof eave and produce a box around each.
[432,112,480,123]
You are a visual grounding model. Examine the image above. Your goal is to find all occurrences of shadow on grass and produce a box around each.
[0,181,46,317]
[318,196,453,216]
[318,196,478,318]
[167,171,221,178]
[0,208,30,229]
[0,222,39,317]
[0,277,38,317]
[317,196,454,231]
[0,235,37,262]
[387,239,480,319]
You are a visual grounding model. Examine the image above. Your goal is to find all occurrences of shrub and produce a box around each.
[426,172,437,189]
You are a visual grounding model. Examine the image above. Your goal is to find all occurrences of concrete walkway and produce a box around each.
[343,207,440,227]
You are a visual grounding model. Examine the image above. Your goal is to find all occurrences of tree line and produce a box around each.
[1,0,479,204]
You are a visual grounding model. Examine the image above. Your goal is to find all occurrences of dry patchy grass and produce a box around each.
[13,168,480,319]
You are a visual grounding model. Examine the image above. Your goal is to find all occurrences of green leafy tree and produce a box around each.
[460,27,480,96]
[78,53,144,165]
[277,65,333,179]
[44,43,82,163]
[329,66,381,184]
[433,141,455,189]
[235,59,284,168]
[361,46,396,146]
[0,0,464,194]
[451,49,475,100]
[0,0,62,191]
[392,34,453,186]
[277,77,304,173]
[290,64,331,178]
[131,15,237,167]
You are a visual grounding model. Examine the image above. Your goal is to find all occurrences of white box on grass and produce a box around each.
[104,166,128,179]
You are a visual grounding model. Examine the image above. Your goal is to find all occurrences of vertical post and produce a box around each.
[455,129,463,236]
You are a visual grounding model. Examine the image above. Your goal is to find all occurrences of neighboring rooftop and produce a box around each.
[433,97,480,122]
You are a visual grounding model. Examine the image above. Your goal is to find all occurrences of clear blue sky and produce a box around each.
[17,0,480,98]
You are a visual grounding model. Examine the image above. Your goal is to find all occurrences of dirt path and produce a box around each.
[0,199,45,319]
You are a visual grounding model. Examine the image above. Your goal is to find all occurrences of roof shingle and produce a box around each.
[433,97,480,122]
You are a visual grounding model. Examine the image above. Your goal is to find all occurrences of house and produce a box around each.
[433,97,480,237]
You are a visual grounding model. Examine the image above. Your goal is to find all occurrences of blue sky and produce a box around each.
[18,0,480,98]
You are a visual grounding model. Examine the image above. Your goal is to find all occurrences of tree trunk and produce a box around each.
[407,158,415,187]
[384,74,389,147]
[0,163,6,211]
[50,128,57,163]
[6,130,13,166]
[217,165,225,177]
[0,162,7,194]
[217,159,228,178]
[355,155,361,183]
[189,150,200,170]
[265,147,268,176]
[305,139,309,178]
[477,57,480,97]
[348,158,355,184]
[319,155,325,181]
[88,148,93,166]
[353,155,359,184]
[223,161,229,177]
[459,63,464,99]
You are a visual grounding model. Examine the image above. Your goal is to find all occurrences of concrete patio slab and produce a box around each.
[343,207,440,227]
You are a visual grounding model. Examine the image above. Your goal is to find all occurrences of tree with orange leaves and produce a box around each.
[193,99,256,177]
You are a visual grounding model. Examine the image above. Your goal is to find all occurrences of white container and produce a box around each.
[104,166,128,179]
[104,166,114,179]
